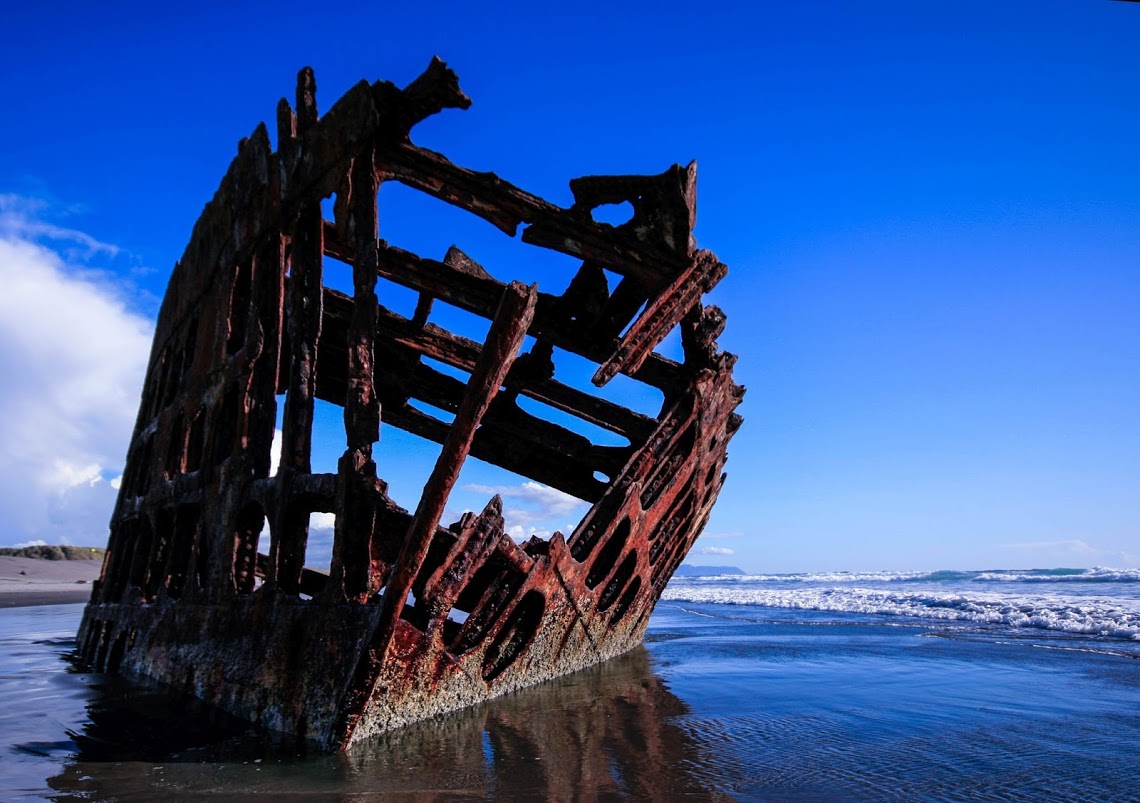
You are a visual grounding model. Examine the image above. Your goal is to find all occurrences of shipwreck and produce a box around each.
[77,59,744,751]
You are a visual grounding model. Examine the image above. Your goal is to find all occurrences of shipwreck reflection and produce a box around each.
[48,647,727,800]
[348,647,716,799]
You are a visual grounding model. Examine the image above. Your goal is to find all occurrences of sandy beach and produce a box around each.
[0,556,100,608]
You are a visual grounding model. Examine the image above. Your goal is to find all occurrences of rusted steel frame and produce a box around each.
[229,234,285,596]
[382,143,687,288]
[135,130,275,389]
[566,163,698,256]
[327,146,382,602]
[377,280,537,632]
[312,326,630,476]
[250,232,287,468]
[339,150,381,456]
[443,526,529,657]
[592,250,728,386]
[293,68,467,194]
[320,288,656,441]
[648,372,743,593]
[310,317,624,492]
[373,403,607,503]
[385,312,651,439]
[567,416,688,561]
[78,58,744,753]
[125,62,453,383]
[343,281,537,745]
[417,502,519,626]
[314,291,637,502]
[270,69,323,594]
[396,56,473,129]
[311,338,622,503]
[270,197,325,595]
[492,529,537,576]
[373,145,722,390]
[377,145,553,237]
[394,363,627,468]
[647,465,719,589]
[323,230,684,394]
[567,367,741,564]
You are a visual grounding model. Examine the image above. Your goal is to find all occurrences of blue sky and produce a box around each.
[1,1,1137,572]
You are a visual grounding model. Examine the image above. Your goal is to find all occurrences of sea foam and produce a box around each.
[662,569,1140,641]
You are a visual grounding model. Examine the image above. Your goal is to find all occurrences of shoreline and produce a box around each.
[0,589,93,608]
[4,600,1138,800]
[0,555,99,609]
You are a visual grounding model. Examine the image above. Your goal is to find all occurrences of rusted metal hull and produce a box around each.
[77,59,744,751]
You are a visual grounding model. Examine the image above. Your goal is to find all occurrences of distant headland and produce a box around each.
[0,546,104,560]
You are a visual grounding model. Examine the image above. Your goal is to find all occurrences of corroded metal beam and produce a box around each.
[77,58,744,751]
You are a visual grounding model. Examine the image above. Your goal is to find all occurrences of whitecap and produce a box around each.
[660,582,1140,641]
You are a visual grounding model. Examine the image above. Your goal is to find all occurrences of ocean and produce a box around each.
[2,568,1138,801]
[663,567,1140,658]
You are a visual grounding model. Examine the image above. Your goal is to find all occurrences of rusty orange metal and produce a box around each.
[77,59,744,750]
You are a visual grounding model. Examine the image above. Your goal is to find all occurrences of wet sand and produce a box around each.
[0,556,99,608]
[3,601,1140,800]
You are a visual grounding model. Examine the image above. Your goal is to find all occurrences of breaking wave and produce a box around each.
[662,567,1140,642]
[679,568,1140,584]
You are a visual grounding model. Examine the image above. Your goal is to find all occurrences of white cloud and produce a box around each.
[0,198,152,545]
[507,525,552,542]
[43,460,104,489]
[305,511,336,571]
[270,428,282,476]
[698,545,735,556]
[0,194,120,258]
[6,539,47,549]
[463,481,587,541]
[309,511,336,530]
